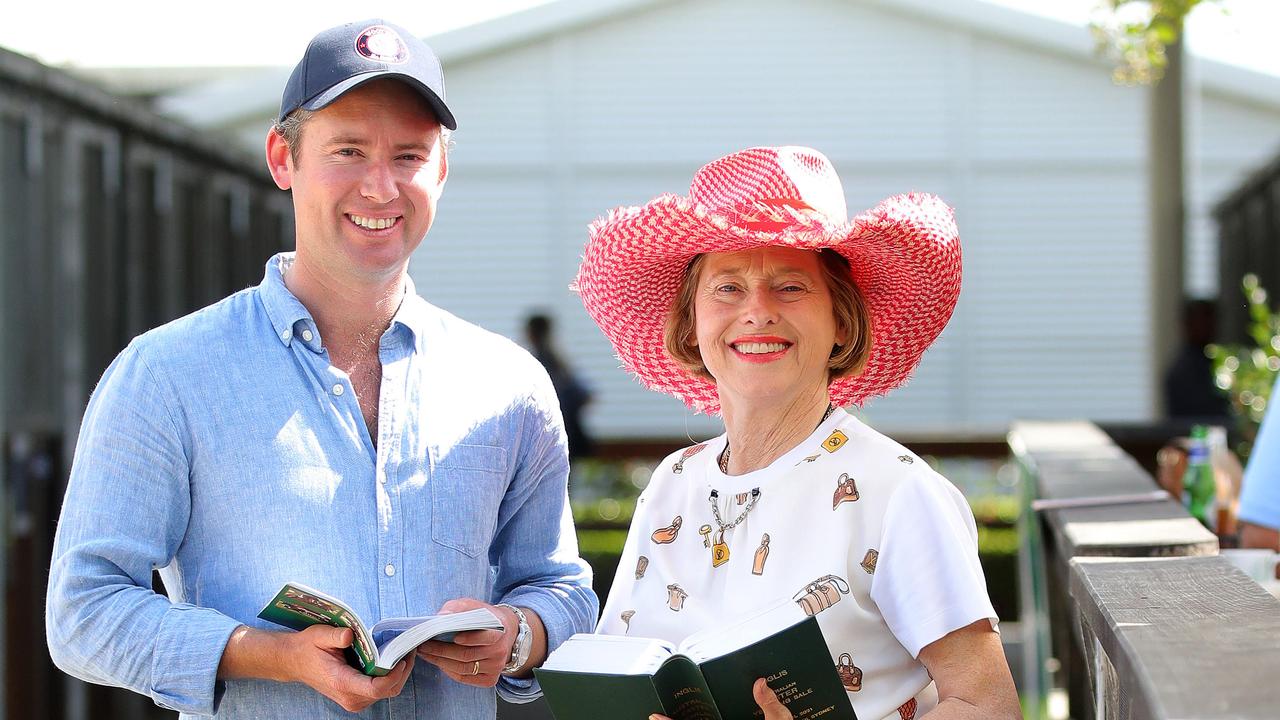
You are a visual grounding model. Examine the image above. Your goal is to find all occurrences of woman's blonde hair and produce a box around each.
[662,249,873,380]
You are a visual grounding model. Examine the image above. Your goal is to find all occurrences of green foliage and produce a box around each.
[1089,0,1224,84]
[969,494,1020,526]
[576,528,629,555]
[977,525,1020,557]
[1207,274,1280,461]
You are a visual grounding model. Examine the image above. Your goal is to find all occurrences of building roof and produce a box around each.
[152,0,1280,129]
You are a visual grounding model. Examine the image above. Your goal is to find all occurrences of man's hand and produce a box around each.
[219,625,414,713]
[416,598,518,687]
[649,678,792,720]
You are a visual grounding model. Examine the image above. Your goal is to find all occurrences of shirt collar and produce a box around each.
[260,253,316,350]
[258,252,431,352]
[390,273,432,347]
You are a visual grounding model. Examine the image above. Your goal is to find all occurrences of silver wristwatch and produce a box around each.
[498,604,532,674]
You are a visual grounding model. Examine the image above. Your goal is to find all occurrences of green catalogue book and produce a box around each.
[535,601,856,720]
[257,582,502,677]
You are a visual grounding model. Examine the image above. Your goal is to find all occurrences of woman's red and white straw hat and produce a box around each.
[573,146,961,414]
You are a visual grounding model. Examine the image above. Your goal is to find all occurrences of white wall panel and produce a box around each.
[413,171,556,340]
[971,41,1144,162]
[566,0,954,165]
[437,43,556,166]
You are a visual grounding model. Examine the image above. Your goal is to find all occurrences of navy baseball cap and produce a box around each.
[279,20,456,130]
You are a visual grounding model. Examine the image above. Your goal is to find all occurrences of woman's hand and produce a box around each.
[648,678,792,720]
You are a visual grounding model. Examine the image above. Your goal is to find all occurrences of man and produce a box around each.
[46,19,597,718]
[1240,374,1280,564]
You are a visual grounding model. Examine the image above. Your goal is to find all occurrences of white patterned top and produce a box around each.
[597,408,997,720]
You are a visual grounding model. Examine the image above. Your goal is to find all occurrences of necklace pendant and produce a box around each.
[711,530,730,568]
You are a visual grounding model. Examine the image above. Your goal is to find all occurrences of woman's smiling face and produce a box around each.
[691,247,841,406]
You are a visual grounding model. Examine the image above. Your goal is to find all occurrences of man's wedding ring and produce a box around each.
[470,660,481,676]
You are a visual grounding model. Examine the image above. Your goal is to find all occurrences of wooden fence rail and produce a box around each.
[1010,420,1280,719]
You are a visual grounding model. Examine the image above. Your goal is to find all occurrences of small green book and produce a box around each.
[535,602,856,720]
[257,582,502,677]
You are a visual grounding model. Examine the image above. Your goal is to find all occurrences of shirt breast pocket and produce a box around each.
[431,444,508,557]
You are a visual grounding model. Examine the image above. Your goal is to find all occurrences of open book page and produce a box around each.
[677,598,808,663]
[370,608,503,671]
[540,633,678,675]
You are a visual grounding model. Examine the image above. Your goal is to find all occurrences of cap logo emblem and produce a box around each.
[355,25,409,64]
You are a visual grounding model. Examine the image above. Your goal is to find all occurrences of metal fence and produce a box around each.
[1216,152,1280,341]
[0,47,292,719]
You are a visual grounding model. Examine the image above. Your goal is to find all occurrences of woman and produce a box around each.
[574,147,1020,720]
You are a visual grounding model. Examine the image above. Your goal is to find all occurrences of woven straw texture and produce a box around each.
[574,146,961,415]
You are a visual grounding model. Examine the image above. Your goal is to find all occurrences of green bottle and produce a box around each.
[1183,425,1217,531]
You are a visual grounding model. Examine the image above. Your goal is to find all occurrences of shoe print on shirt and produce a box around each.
[832,473,860,509]
[835,652,863,692]
[793,574,851,616]
[671,443,708,474]
[621,610,635,634]
[635,555,649,579]
[651,515,682,544]
[897,454,914,465]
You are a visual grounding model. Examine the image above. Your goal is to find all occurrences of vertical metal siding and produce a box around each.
[0,46,293,720]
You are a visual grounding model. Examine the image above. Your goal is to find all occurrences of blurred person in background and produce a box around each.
[1164,299,1230,422]
[574,146,1020,720]
[525,312,595,459]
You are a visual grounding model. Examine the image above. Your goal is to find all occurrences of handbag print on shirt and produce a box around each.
[793,574,851,616]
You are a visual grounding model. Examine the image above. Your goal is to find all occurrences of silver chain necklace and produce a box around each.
[708,488,761,532]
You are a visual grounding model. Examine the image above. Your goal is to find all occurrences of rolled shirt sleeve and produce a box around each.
[46,342,240,716]
[490,366,598,702]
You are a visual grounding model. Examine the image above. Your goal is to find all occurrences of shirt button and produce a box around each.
[379,475,387,484]
[281,329,291,341]
[385,564,396,577]
[301,329,314,342]
[332,384,344,396]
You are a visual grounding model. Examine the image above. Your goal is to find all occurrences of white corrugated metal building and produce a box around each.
[158,0,1280,440]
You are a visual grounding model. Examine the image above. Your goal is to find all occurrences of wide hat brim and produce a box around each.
[574,191,961,415]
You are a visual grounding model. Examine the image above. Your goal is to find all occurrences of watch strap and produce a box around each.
[497,603,532,674]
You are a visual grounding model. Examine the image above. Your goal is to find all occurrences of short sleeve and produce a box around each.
[870,470,997,658]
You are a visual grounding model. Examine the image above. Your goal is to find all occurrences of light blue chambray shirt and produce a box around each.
[46,253,597,718]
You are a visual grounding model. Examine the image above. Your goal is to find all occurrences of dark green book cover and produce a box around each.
[535,616,855,720]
